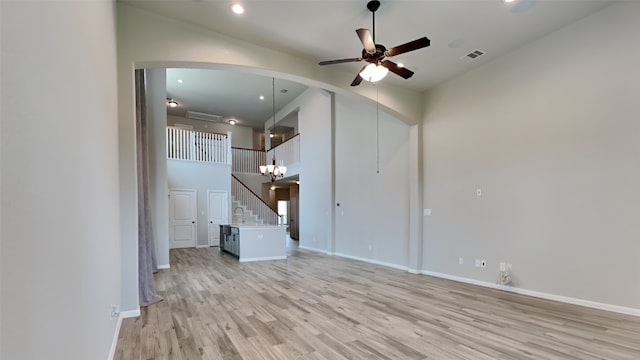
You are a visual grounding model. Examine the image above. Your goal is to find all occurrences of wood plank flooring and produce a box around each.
[114,246,640,359]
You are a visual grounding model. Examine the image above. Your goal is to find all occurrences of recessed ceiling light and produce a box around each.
[231,3,244,15]
[503,0,517,3]
[177,79,183,83]
[269,133,275,138]
[259,95,264,100]
[228,119,237,125]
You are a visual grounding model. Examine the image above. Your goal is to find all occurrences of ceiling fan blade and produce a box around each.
[385,37,431,57]
[350,65,368,86]
[356,28,376,54]
[318,57,363,65]
[381,60,414,79]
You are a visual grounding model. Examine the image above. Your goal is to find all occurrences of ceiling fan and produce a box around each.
[318,0,431,86]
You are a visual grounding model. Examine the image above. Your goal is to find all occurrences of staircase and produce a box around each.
[229,137,300,225]
[231,174,279,225]
[230,200,263,225]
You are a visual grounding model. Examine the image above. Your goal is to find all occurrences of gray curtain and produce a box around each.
[135,69,163,307]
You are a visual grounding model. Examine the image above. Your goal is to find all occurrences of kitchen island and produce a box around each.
[220,224,287,262]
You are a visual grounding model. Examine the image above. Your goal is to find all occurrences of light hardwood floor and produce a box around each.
[114,245,640,360]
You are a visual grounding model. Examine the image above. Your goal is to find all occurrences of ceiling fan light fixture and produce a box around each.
[167,99,178,108]
[228,119,237,125]
[360,63,389,83]
[231,3,244,15]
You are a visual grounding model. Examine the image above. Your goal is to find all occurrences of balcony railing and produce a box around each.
[266,133,300,169]
[166,126,231,164]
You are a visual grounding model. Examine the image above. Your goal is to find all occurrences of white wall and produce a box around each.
[271,86,412,267]
[167,114,254,149]
[335,94,411,267]
[167,160,231,247]
[147,69,170,268]
[273,89,333,252]
[1,1,121,359]
[422,2,640,310]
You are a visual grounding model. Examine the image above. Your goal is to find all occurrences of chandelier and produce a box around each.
[259,77,287,182]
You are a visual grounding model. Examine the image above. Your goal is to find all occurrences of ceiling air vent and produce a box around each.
[460,49,486,63]
[186,111,223,123]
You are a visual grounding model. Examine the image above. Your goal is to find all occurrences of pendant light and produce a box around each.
[259,77,287,182]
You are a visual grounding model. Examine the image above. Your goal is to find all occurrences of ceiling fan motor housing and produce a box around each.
[362,44,387,63]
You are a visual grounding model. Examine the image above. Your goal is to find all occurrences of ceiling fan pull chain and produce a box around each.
[376,85,380,174]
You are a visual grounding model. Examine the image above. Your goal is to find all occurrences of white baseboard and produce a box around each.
[157,264,170,270]
[107,315,123,360]
[333,252,409,272]
[299,245,331,254]
[120,307,140,319]
[300,247,418,274]
[196,245,210,248]
[240,255,287,262]
[421,270,640,317]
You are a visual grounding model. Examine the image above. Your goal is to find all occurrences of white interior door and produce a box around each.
[169,189,197,249]
[208,190,229,246]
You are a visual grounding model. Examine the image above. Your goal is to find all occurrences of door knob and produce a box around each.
[192,221,196,224]
[209,221,213,224]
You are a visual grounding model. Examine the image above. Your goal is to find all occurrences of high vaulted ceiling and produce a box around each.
[165,69,308,129]
[123,0,612,128]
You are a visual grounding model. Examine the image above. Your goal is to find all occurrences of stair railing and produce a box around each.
[231,147,266,174]
[231,175,278,225]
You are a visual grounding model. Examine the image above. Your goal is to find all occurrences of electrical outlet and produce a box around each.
[500,262,506,271]
[475,259,481,267]
[481,260,486,268]
[507,263,512,271]
[111,304,120,319]
[458,257,464,265]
